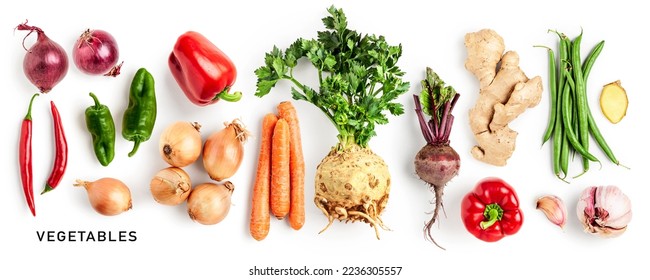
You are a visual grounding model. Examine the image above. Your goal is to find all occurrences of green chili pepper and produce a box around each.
[122,67,157,157]
[85,92,116,166]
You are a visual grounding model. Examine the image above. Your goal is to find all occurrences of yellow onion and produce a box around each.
[159,121,202,167]
[150,167,192,206]
[187,181,234,225]
[74,178,132,216]
[202,120,249,181]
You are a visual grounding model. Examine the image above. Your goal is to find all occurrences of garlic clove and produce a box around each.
[577,185,632,238]
[594,186,632,229]
[536,195,567,229]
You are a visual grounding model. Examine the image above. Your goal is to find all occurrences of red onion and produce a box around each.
[73,29,122,77]
[16,21,69,93]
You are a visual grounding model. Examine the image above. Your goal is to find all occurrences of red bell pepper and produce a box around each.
[168,31,242,106]
[461,177,523,242]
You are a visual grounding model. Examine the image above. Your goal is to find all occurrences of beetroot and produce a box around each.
[413,68,460,249]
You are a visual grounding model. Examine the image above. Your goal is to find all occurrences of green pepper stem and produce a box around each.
[215,88,242,102]
[480,203,504,230]
[128,140,141,157]
[24,93,39,120]
[89,92,101,108]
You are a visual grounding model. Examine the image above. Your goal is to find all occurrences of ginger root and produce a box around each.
[465,29,543,166]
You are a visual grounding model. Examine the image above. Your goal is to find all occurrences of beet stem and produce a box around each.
[449,93,460,113]
[413,95,434,144]
[428,119,438,140]
[432,103,439,141]
[442,115,454,143]
[438,101,452,139]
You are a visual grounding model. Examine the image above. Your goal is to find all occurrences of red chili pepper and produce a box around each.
[19,93,38,216]
[461,177,523,242]
[42,101,68,194]
[168,31,242,106]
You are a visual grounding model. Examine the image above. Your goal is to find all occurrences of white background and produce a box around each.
[1,0,647,279]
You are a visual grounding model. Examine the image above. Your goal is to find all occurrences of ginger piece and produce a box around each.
[465,29,543,166]
[600,80,628,124]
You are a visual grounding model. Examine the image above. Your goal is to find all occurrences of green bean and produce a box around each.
[558,34,573,178]
[540,46,558,145]
[587,110,620,165]
[561,75,599,162]
[582,40,605,80]
[551,73,562,177]
[580,38,622,168]
[580,40,620,166]
[555,82,569,180]
[565,78,576,161]
[552,130,561,176]
[570,32,591,173]
[558,34,570,102]
[559,126,569,179]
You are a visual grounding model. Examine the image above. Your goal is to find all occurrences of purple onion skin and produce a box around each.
[23,32,69,93]
[73,29,120,75]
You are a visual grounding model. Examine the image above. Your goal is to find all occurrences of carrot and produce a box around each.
[270,118,290,219]
[249,113,278,241]
[278,101,305,230]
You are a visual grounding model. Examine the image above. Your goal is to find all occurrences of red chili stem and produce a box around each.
[43,101,68,194]
[20,93,38,216]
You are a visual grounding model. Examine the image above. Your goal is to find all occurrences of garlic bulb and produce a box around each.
[577,185,632,238]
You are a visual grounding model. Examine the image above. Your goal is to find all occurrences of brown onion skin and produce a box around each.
[150,167,192,206]
[75,178,132,216]
[159,122,202,167]
[202,121,248,181]
[187,182,234,225]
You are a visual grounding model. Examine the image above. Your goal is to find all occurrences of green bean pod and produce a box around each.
[559,128,569,178]
[570,33,591,173]
[560,77,598,163]
[558,33,570,108]
[122,68,157,157]
[552,87,563,178]
[582,40,605,80]
[587,110,620,165]
[541,46,558,145]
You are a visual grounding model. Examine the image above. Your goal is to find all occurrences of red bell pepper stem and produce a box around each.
[42,101,68,194]
[461,178,523,242]
[480,203,504,230]
[214,88,242,102]
[20,93,38,216]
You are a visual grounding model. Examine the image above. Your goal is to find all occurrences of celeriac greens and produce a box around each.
[254,5,409,150]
